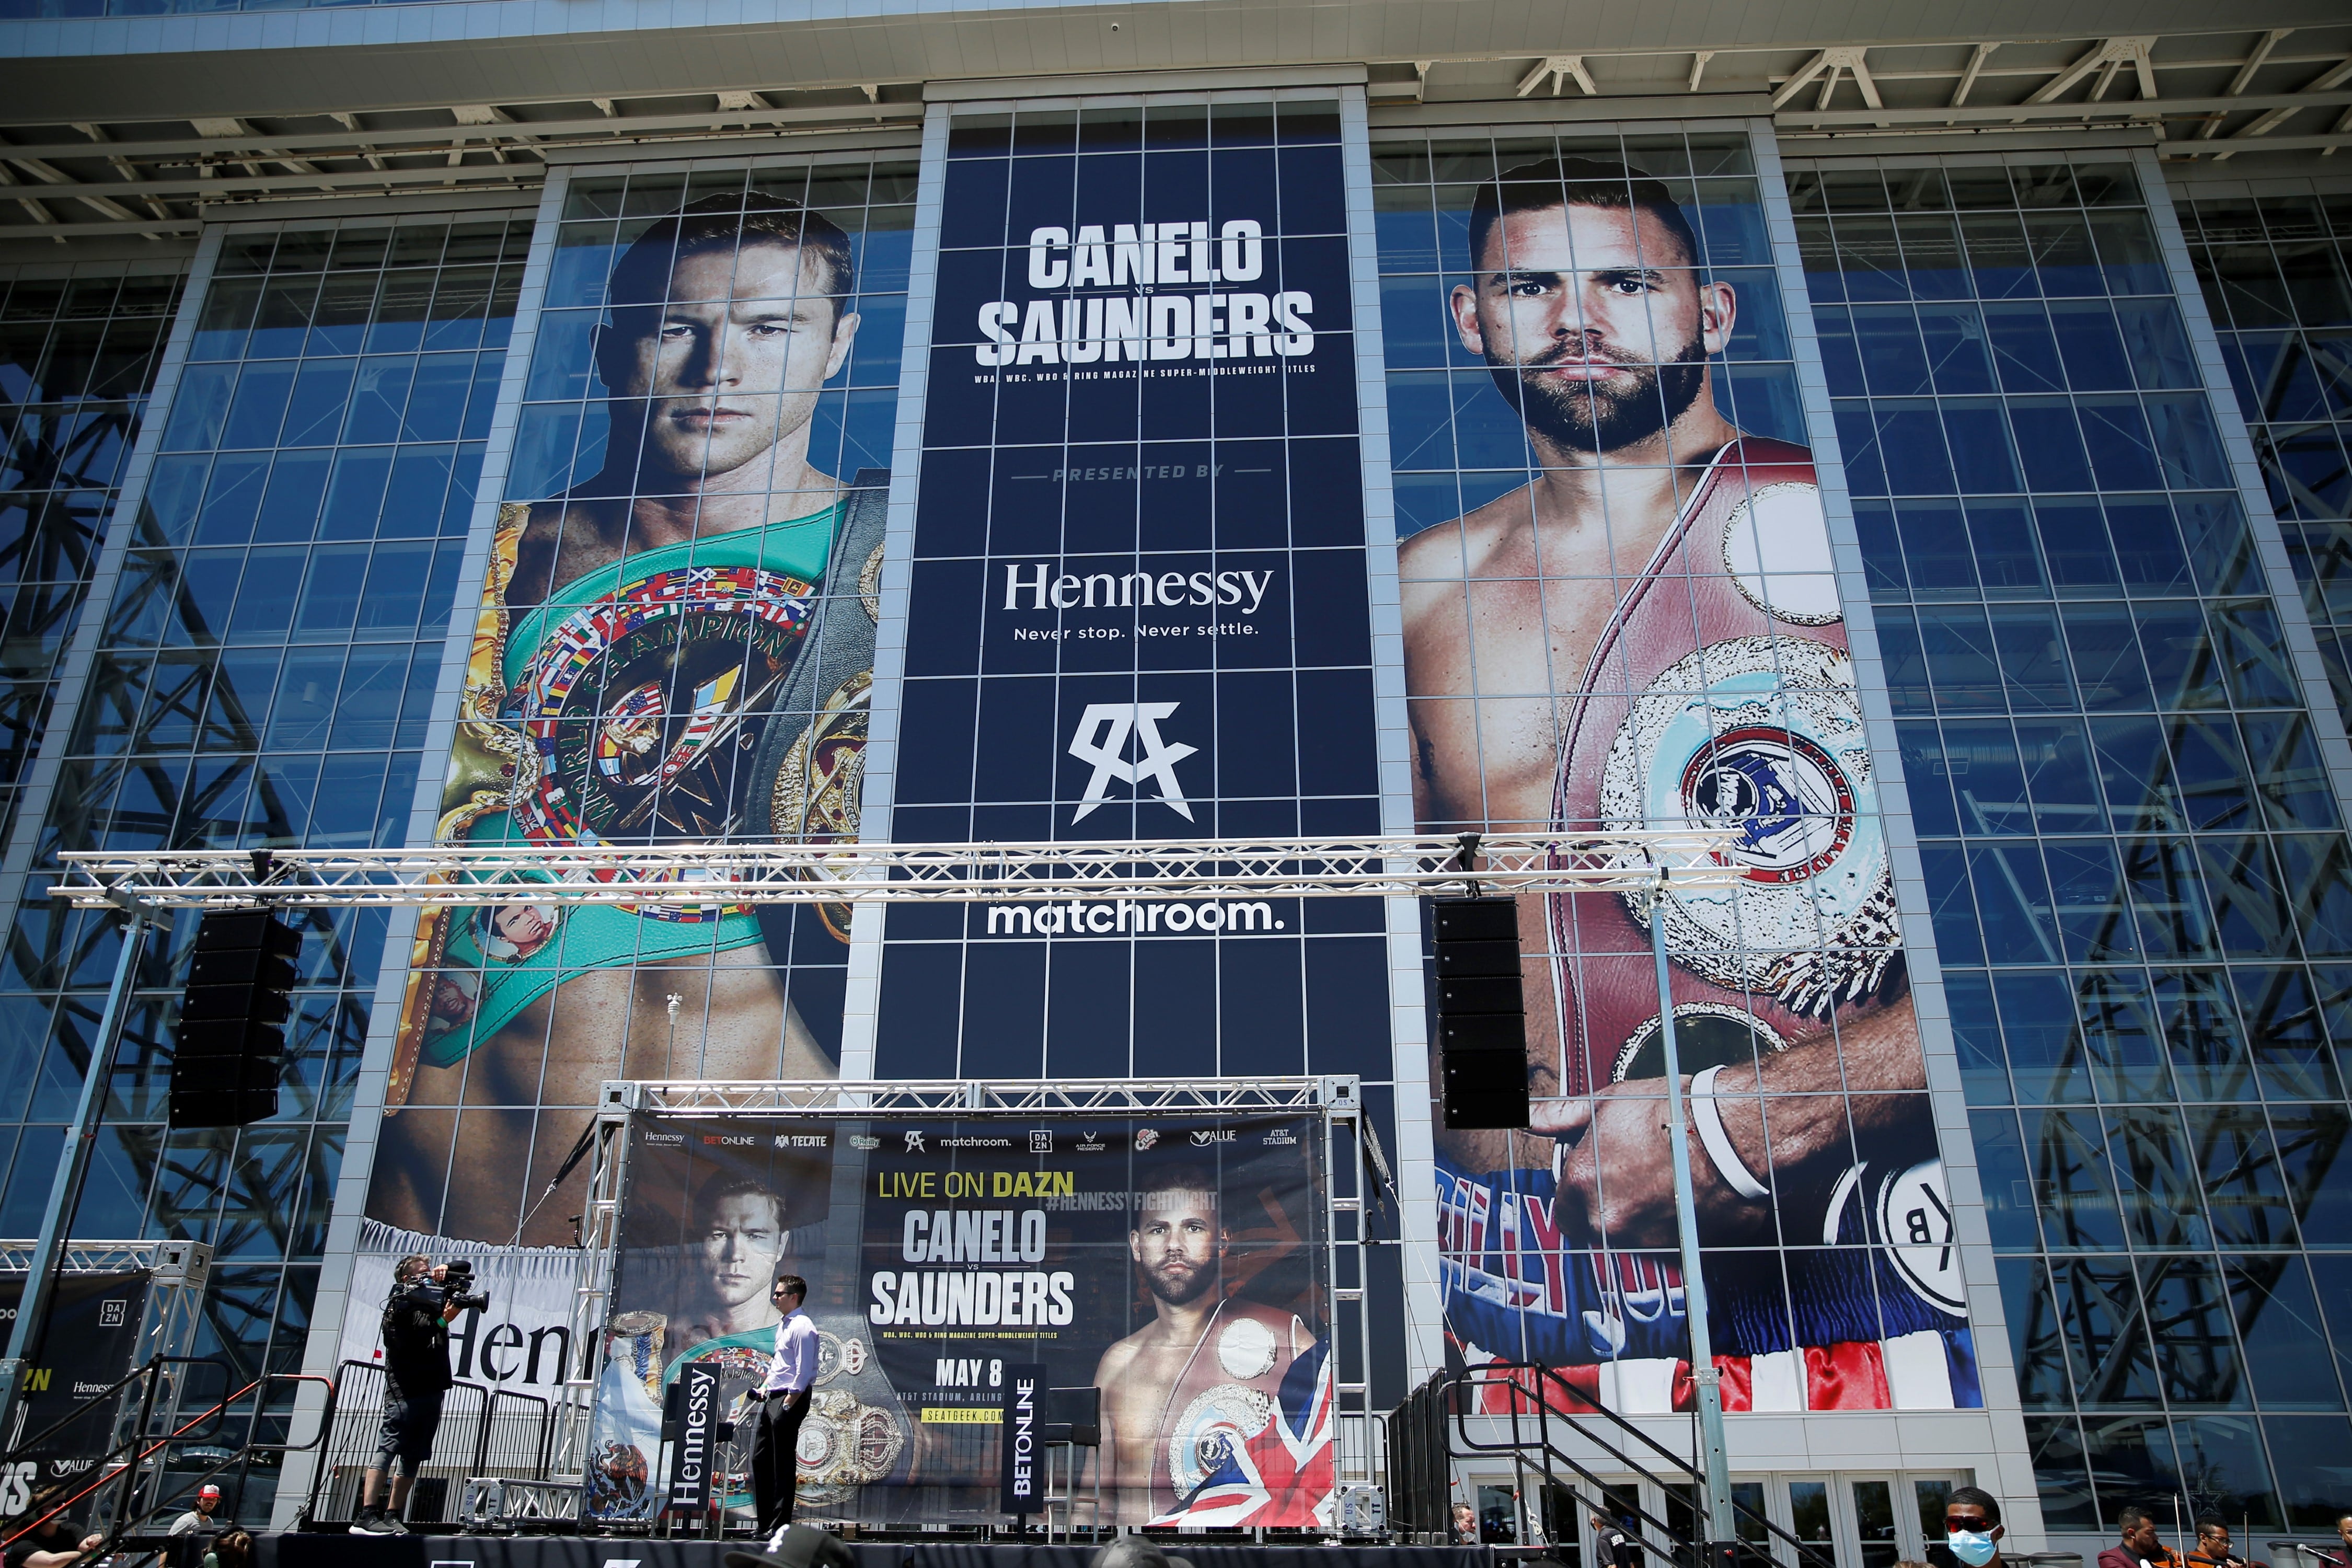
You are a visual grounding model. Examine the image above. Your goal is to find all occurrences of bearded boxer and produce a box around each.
[1090,1167,1331,1525]
[1400,159,1974,1409]
[374,194,887,1244]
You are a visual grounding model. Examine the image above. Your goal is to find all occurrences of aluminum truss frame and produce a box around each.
[48,830,1745,912]
[557,1076,1376,1526]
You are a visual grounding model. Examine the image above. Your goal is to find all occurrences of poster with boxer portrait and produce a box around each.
[580,1113,1334,1527]
[363,154,912,1249]
[1376,127,1984,1412]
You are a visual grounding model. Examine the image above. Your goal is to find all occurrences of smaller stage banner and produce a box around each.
[580,1113,1333,1529]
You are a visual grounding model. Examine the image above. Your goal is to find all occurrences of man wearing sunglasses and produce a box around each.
[747,1274,817,1549]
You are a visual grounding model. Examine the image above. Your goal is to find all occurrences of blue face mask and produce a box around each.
[1949,1532,1999,1566]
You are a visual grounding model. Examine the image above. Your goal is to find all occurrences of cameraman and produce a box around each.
[351,1255,465,1535]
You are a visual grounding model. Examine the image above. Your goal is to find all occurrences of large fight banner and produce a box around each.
[1376,128,1983,1411]
[871,97,1394,1088]
[366,154,913,1247]
[580,1112,1334,1527]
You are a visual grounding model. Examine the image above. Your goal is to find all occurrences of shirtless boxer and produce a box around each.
[375,195,884,1242]
[1401,159,1966,1403]
[1091,1167,1328,1523]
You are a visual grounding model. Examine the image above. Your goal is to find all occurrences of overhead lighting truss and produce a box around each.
[600,1075,1356,1120]
[49,829,1747,913]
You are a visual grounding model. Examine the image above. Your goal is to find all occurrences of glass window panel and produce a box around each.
[1998,968,2091,1101]
[1834,401,1886,494]
[252,449,330,545]
[2048,299,2134,390]
[1895,497,1973,596]
[2088,209,2169,295]
[1814,305,1865,395]
[2208,598,2302,707]
[2047,1255,2159,1403]
[2228,1258,2341,1409]
[2105,494,2193,593]
[2034,499,2120,594]
[2112,298,2199,390]
[2043,838,2136,961]
[1961,211,2039,298]
[2197,836,2298,960]
[1918,302,1997,394]
[2124,836,2219,958]
[1942,718,2030,833]
[2004,398,2094,495]
[2270,1104,2352,1248]
[1852,304,1931,395]
[2305,1254,2352,1402]
[2194,1105,2299,1247]
[1895,719,1960,835]
[1921,840,1985,964]
[1973,843,2065,964]
[1852,498,1908,601]
[2063,607,2157,713]
[1969,1107,2040,1247]
[222,361,297,451]
[1876,403,1955,493]
[319,449,393,540]
[2145,394,2235,490]
[280,359,358,449]
[2167,716,2260,831]
[1989,604,2077,710]
[2024,1417,2097,1530]
[1985,301,2067,393]
[2080,969,2174,1103]
[2169,1416,2281,1529]
[2134,601,2221,710]
[2265,1415,2352,1527]
[2075,395,2163,490]
[2137,1255,2247,1407]
[1966,498,2048,597]
[2232,965,2346,1103]
[2278,833,2352,959]
[342,358,416,446]
[353,542,432,636]
[1895,212,1970,298]
[1945,399,2024,494]
[1831,213,1906,301]
[2090,716,2181,831]
[1916,604,2005,711]
[2177,493,2266,595]
[1946,969,2011,1104]
[2240,711,2341,830]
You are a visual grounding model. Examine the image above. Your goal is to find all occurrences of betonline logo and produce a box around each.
[984,900,1283,936]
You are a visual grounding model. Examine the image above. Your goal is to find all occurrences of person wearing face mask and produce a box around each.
[2101,1506,2182,1568]
[1927,1488,2007,1568]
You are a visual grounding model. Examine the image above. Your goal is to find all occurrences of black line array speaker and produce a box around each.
[171,911,301,1128]
[1432,895,1528,1130]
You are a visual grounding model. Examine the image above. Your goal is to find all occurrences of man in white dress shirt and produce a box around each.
[749,1273,817,1546]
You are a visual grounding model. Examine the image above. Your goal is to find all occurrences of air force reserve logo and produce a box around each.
[1068,701,1196,821]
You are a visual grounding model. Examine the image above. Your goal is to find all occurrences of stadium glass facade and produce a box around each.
[1791,151,2352,1531]
[1,42,2351,1549]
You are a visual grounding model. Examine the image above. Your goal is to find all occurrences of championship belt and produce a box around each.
[1548,437,1901,1094]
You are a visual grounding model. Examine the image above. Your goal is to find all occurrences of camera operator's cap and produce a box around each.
[198,1486,221,1500]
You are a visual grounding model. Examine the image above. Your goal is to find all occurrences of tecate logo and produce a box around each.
[774,1134,828,1148]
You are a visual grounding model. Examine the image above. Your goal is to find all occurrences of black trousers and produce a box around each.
[749,1391,808,1536]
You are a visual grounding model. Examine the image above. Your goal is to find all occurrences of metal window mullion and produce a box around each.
[1751,128,2044,1537]
[836,103,952,1083]
[2135,144,2352,826]
[1341,88,1448,1394]
[0,232,219,933]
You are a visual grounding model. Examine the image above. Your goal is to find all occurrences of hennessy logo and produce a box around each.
[1069,702,1196,821]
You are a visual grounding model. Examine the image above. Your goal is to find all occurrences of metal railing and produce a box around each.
[1,1358,334,1551]
[303,1361,558,1526]
[1418,1360,1843,1568]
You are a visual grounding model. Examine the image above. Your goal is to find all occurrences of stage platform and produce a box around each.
[257,1537,1493,1568]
